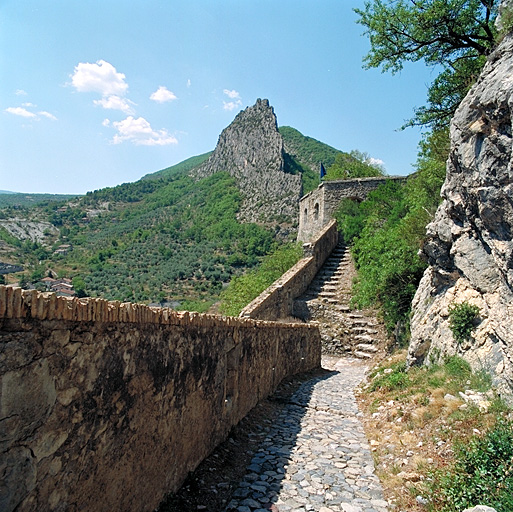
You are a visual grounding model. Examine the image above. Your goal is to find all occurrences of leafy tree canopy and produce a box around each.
[355,0,499,128]
[325,150,385,180]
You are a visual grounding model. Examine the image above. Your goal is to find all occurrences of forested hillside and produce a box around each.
[0,120,364,312]
[0,171,277,310]
[0,192,78,208]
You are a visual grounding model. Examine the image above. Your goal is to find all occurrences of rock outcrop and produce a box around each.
[408,34,513,400]
[193,99,302,225]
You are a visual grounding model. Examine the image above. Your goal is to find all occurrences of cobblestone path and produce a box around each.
[160,246,389,512]
[224,357,388,512]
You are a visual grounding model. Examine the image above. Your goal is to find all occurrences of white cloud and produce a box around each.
[93,95,135,114]
[150,86,177,103]
[223,101,242,111]
[368,157,385,167]
[222,89,242,111]
[5,107,37,118]
[38,111,58,121]
[223,89,240,99]
[15,89,27,96]
[102,118,111,127]
[111,116,178,146]
[71,60,128,97]
[22,102,35,107]
[187,79,191,88]
[5,106,57,121]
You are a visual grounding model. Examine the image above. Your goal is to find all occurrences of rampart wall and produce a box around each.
[298,176,407,242]
[240,219,339,320]
[0,286,321,512]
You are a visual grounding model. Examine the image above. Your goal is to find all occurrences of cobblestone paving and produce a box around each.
[225,357,388,512]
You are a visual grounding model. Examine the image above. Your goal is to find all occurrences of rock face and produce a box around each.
[408,34,513,400]
[193,99,302,224]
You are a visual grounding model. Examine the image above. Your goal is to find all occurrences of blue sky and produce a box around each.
[1,1,436,195]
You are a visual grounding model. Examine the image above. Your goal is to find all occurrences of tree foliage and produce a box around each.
[355,0,499,128]
[325,150,385,180]
[428,419,513,512]
[334,128,448,337]
[219,242,303,316]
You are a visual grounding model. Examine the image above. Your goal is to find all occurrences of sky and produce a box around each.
[0,1,437,195]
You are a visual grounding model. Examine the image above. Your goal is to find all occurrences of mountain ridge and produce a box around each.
[0,99,367,310]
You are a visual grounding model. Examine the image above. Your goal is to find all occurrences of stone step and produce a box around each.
[321,297,339,304]
[355,334,374,343]
[354,351,373,359]
[356,343,378,353]
[350,319,375,326]
[352,327,379,335]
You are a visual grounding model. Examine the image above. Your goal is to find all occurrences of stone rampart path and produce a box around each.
[160,246,389,512]
[224,356,388,512]
[294,243,387,360]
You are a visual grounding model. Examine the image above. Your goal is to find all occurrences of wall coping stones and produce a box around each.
[0,285,317,331]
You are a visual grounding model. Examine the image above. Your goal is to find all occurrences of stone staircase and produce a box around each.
[293,243,387,360]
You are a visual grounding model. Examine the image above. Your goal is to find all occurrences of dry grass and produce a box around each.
[356,349,508,511]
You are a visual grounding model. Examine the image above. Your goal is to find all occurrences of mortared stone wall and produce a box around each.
[0,286,320,512]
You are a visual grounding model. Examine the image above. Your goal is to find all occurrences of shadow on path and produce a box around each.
[158,366,334,512]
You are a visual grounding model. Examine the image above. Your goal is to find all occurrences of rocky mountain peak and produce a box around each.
[193,99,302,225]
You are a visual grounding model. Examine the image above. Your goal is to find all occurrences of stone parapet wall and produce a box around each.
[240,220,338,321]
[0,286,321,512]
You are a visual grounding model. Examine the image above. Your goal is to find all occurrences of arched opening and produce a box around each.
[314,203,320,220]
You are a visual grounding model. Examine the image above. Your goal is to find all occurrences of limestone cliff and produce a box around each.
[408,34,513,399]
[193,99,302,225]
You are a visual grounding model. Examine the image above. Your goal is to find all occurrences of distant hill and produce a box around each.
[141,152,212,181]
[0,193,79,208]
[0,99,370,310]
[280,126,339,172]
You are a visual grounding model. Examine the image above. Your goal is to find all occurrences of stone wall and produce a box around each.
[298,177,406,242]
[240,220,339,320]
[0,286,321,512]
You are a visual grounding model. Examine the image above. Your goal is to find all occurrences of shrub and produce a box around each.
[428,419,513,512]
[369,360,410,392]
[448,301,480,343]
[219,242,302,316]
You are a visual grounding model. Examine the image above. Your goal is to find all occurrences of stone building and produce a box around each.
[297,176,406,242]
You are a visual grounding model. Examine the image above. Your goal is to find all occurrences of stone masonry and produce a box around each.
[294,243,387,360]
[241,220,338,321]
[0,287,320,512]
[298,177,406,243]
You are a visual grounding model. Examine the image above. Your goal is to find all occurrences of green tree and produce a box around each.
[326,150,385,180]
[72,276,87,297]
[219,243,302,316]
[355,0,499,128]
